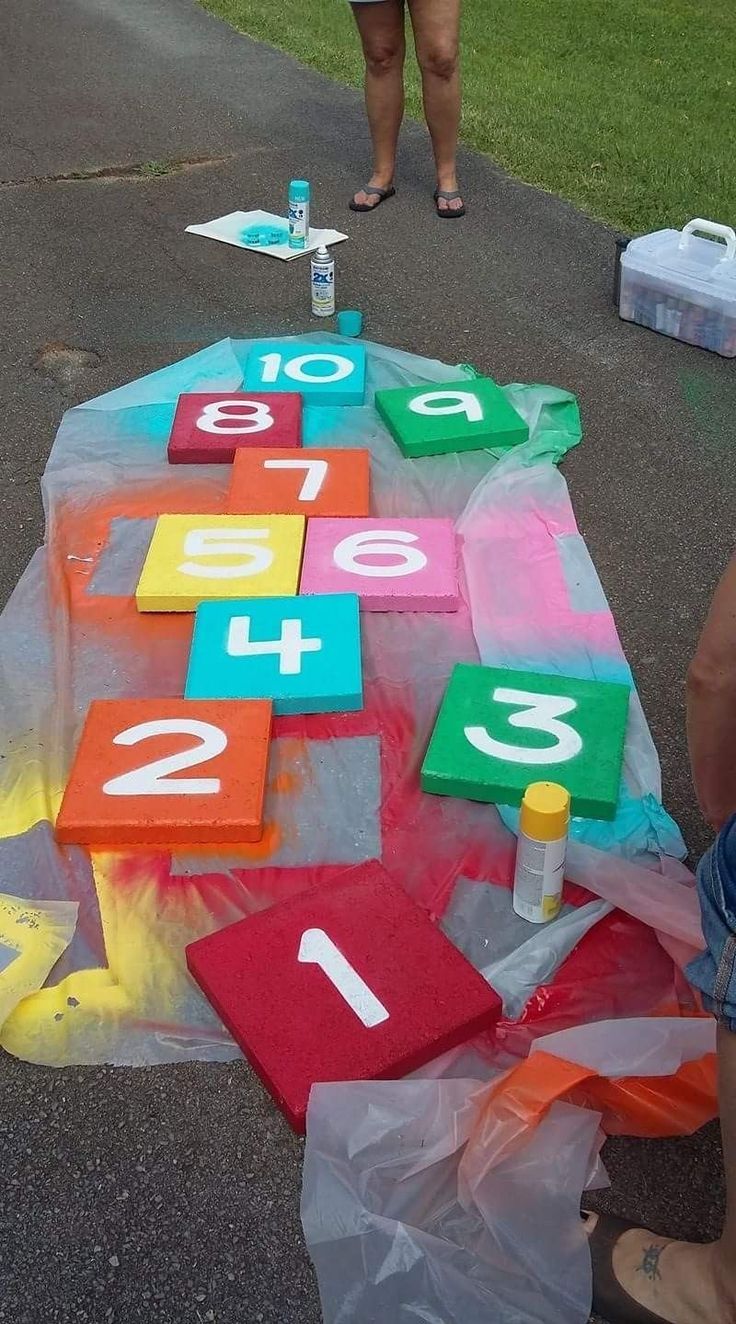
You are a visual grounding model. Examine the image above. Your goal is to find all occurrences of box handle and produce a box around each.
[679,218,736,263]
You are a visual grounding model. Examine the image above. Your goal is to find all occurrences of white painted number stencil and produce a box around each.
[408,389,483,423]
[103,719,227,796]
[333,529,427,579]
[227,616,322,675]
[263,457,328,502]
[464,687,583,766]
[178,528,274,579]
[259,352,354,385]
[196,399,274,436]
[298,928,389,1028]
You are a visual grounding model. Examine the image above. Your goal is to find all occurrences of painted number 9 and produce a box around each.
[464,687,583,765]
[333,529,427,578]
[409,389,483,423]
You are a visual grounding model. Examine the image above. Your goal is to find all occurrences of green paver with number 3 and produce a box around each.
[421,663,630,821]
[375,376,529,458]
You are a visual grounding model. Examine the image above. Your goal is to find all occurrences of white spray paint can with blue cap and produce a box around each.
[311,245,335,317]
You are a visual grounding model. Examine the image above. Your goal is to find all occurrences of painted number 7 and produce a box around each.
[298,928,389,1028]
[263,457,328,501]
[465,687,583,765]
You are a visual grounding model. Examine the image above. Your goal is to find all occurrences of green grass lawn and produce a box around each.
[200,0,734,234]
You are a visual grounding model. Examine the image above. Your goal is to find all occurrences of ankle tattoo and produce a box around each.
[636,1244,665,1283]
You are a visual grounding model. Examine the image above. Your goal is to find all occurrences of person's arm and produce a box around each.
[687,551,736,829]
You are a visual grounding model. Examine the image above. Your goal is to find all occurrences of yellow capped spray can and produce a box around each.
[512,782,571,924]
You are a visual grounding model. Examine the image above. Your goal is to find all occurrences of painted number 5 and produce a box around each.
[103,719,227,796]
[178,528,273,579]
[298,928,389,1028]
[465,687,583,765]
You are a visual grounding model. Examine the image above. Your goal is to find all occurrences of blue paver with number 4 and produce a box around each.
[421,663,630,820]
[185,593,363,715]
[244,341,366,406]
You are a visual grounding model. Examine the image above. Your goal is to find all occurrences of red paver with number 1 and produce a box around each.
[186,864,501,1131]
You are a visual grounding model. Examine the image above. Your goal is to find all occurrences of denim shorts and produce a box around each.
[687,813,736,1030]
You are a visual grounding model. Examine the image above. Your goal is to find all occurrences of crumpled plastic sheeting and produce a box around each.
[302,1018,717,1324]
[0,892,78,1030]
[0,334,688,1065]
[302,1076,600,1324]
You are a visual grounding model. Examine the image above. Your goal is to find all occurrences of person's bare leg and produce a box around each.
[408,0,463,212]
[584,1022,736,1322]
[350,1,405,207]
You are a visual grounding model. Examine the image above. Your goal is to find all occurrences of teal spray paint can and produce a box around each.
[288,179,310,250]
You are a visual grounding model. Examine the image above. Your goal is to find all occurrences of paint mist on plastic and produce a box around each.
[311,246,335,318]
[512,782,570,924]
[288,179,310,250]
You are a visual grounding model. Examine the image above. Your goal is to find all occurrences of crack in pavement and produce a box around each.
[0,153,234,187]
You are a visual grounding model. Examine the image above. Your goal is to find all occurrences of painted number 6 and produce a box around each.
[103,719,227,796]
[333,529,427,578]
[464,687,583,765]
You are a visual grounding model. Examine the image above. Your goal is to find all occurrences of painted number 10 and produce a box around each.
[298,928,389,1028]
[258,352,354,384]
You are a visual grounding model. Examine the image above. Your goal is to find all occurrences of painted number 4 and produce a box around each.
[298,928,389,1028]
[465,688,583,765]
[227,616,322,675]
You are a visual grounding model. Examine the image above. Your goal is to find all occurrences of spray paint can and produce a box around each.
[288,179,310,250]
[512,782,571,924]
[311,245,335,317]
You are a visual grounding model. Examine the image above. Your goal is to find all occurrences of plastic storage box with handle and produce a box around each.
[619,218,736,357]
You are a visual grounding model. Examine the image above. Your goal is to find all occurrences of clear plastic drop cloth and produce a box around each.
[0,335,693,1066]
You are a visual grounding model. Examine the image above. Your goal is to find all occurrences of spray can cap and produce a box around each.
[315,245,331,261]
[519,782,570,840]
[289,179,310,201]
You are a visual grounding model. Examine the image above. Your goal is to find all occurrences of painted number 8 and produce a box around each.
[465,687,583,765]
[197,399,274,435]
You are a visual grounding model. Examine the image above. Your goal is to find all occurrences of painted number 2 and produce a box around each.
[464,687,583,765]
[298,928,389,1028]
[196,399,274,435]
[103,719,227,796]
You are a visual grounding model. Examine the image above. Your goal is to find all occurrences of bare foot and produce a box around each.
[584,1212,736,1324]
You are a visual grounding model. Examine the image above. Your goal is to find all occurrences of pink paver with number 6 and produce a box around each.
[299,517,459,612]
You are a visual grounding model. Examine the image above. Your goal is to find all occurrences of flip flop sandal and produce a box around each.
[586,1212,674,1324]
[434,188,466,218]
[349,185,396,213]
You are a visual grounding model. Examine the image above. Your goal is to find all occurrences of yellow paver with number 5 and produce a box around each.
[135,514,305,612]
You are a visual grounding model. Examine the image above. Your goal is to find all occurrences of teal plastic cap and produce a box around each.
[337,309,363,337]
[289,179,310,200]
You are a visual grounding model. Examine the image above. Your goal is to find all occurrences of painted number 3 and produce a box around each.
[465,687,583,765]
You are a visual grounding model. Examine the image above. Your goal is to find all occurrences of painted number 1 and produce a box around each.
[298,928,389,1028]
[465,687,583,765]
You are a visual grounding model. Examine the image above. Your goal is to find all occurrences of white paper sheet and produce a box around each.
[185,209,348,260]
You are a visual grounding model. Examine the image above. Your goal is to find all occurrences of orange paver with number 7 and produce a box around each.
[55,698,272,848]
[227,447,370,517]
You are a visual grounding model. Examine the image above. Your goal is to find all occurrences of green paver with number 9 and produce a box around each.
[421,663,630,821]
[374,376,529,458]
